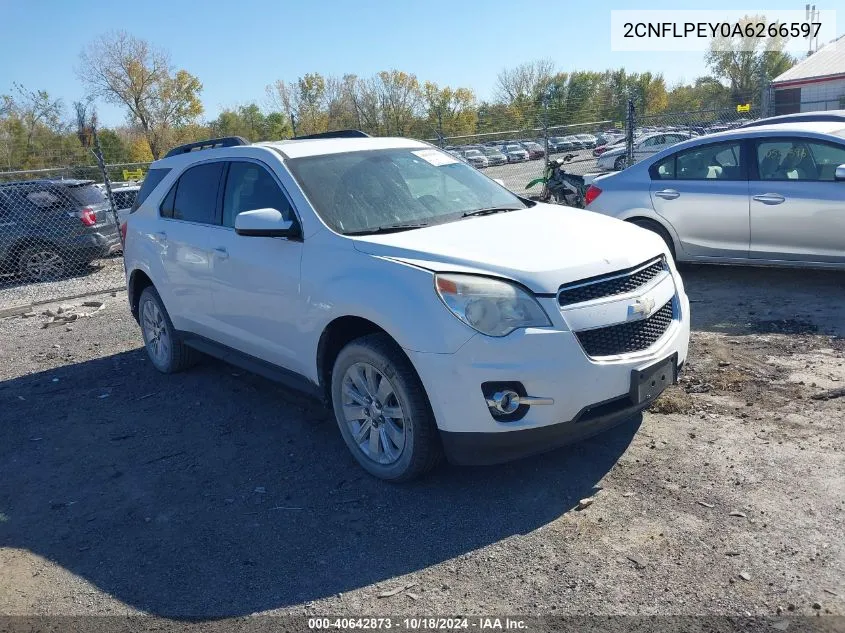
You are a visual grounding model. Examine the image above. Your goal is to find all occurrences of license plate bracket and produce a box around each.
[630,353,677,405]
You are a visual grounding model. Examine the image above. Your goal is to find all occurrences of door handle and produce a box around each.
[752,193,785,205]
[655,189,680,200]
[213,246,229,260]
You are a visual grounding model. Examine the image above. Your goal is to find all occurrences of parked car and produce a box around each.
[547,137,569,153]
[597,132,693,171]
[123,134,690,481]
[575,134,598,148]
[585,121,845,267]
[519,141,545,160]
[480,146,508,166]
[499,143,529,162]
[460,149,489,169]
[112,185,140,225]
[0,179,121,281]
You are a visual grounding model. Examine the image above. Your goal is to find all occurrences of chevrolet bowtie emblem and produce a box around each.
[629,297,655,319]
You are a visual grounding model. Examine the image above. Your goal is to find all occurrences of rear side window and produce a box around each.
[66,184,107,206]
[131,168,170,213]
[172,162,225,224]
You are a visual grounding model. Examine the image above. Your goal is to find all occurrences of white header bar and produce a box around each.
[610,10,837,52]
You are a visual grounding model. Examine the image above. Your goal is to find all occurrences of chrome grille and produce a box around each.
[558,257,667,307]
[576,300,674,357]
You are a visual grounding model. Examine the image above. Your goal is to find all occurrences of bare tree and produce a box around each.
[2,83,64,150]
[495,59,556,103]
[77,31,203,158]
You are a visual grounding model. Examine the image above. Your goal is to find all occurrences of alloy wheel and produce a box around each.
[340,362,406,465]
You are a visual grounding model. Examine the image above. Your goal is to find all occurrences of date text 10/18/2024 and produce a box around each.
[308,617,528,630]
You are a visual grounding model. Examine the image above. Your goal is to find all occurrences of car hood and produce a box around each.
[351,204,665,294]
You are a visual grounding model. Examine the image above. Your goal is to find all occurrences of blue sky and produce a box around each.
[0,0,839,126]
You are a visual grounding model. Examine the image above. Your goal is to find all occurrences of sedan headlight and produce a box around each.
[434,273,551,337]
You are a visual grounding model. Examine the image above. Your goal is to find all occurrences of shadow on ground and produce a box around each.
[0,351,638,617]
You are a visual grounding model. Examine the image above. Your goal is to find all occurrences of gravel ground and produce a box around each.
[0,264,843,625]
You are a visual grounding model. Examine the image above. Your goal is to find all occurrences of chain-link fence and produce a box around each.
[0,93,810,311]
[428,101,773,196]
[0,133,150,309]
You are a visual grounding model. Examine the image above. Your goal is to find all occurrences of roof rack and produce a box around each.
[164,136,249,158]
[293,129,371,140]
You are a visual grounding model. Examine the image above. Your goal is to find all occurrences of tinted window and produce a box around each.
[757,139,845,181]
[651,141,744,181]
[172,162,224,224]
[675,142,743,180]
[66,184,107,206]
[222,162,294,228]
[131,168,170,213]
[160,183,177,218]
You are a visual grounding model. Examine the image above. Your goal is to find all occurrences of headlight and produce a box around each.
[434,274,551,337]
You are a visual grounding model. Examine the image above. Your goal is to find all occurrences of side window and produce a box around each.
[26,190,62,209]
[131,168,170,213]
[172,162,225,224]
[674,141,744,180]
[159,183,177,218]
[222,162,294,228]
[756,139,845,181]
[651,155,676,180]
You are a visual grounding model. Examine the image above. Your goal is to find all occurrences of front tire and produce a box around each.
[331,333,442,481]
[138,286,199,373]
[614,155,627,171]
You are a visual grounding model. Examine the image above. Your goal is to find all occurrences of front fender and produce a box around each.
[302,249,476,358]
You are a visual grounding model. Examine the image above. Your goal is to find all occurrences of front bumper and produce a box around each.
[407,284,690,465]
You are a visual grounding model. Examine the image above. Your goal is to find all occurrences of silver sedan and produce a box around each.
[584,120,845,269]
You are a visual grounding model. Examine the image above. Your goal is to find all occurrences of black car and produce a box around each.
[0,179,121,281]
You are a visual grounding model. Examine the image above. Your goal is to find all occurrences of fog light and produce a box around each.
[487,390,521,414]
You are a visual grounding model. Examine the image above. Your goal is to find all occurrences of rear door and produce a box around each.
[155,161,225,336]
[749,136,845,263]
[649,139,750,258]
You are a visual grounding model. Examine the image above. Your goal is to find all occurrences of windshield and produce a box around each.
[286,148,527,235]
[464,150,482,157]
[505,145,521,152]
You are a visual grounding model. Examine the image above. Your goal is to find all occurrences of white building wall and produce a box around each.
[799,78,845,111]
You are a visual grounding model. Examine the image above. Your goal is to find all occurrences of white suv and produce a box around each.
[123,133,690,481]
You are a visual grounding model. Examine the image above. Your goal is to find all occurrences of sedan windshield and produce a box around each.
[286,147,528,235]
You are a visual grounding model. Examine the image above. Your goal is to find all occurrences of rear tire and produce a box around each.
[629,219,676,261]
[138,286,199,373]
[330,333,442,481]
[18,246,66,281]
[614,156,627,171]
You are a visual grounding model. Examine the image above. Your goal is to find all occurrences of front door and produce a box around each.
[750,137,845,263]
[206,160,305,375]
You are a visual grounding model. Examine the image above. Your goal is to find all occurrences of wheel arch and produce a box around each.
[316,316,413,407]
[620,212,682,259]
[127,268,154,322]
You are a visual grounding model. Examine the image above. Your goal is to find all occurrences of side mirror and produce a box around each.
[235,208,298,238]
[493,178,506,187]
[835,164,845,181]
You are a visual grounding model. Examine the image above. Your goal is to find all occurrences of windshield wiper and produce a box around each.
[461,206,523,219]
[344,222,430,236]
